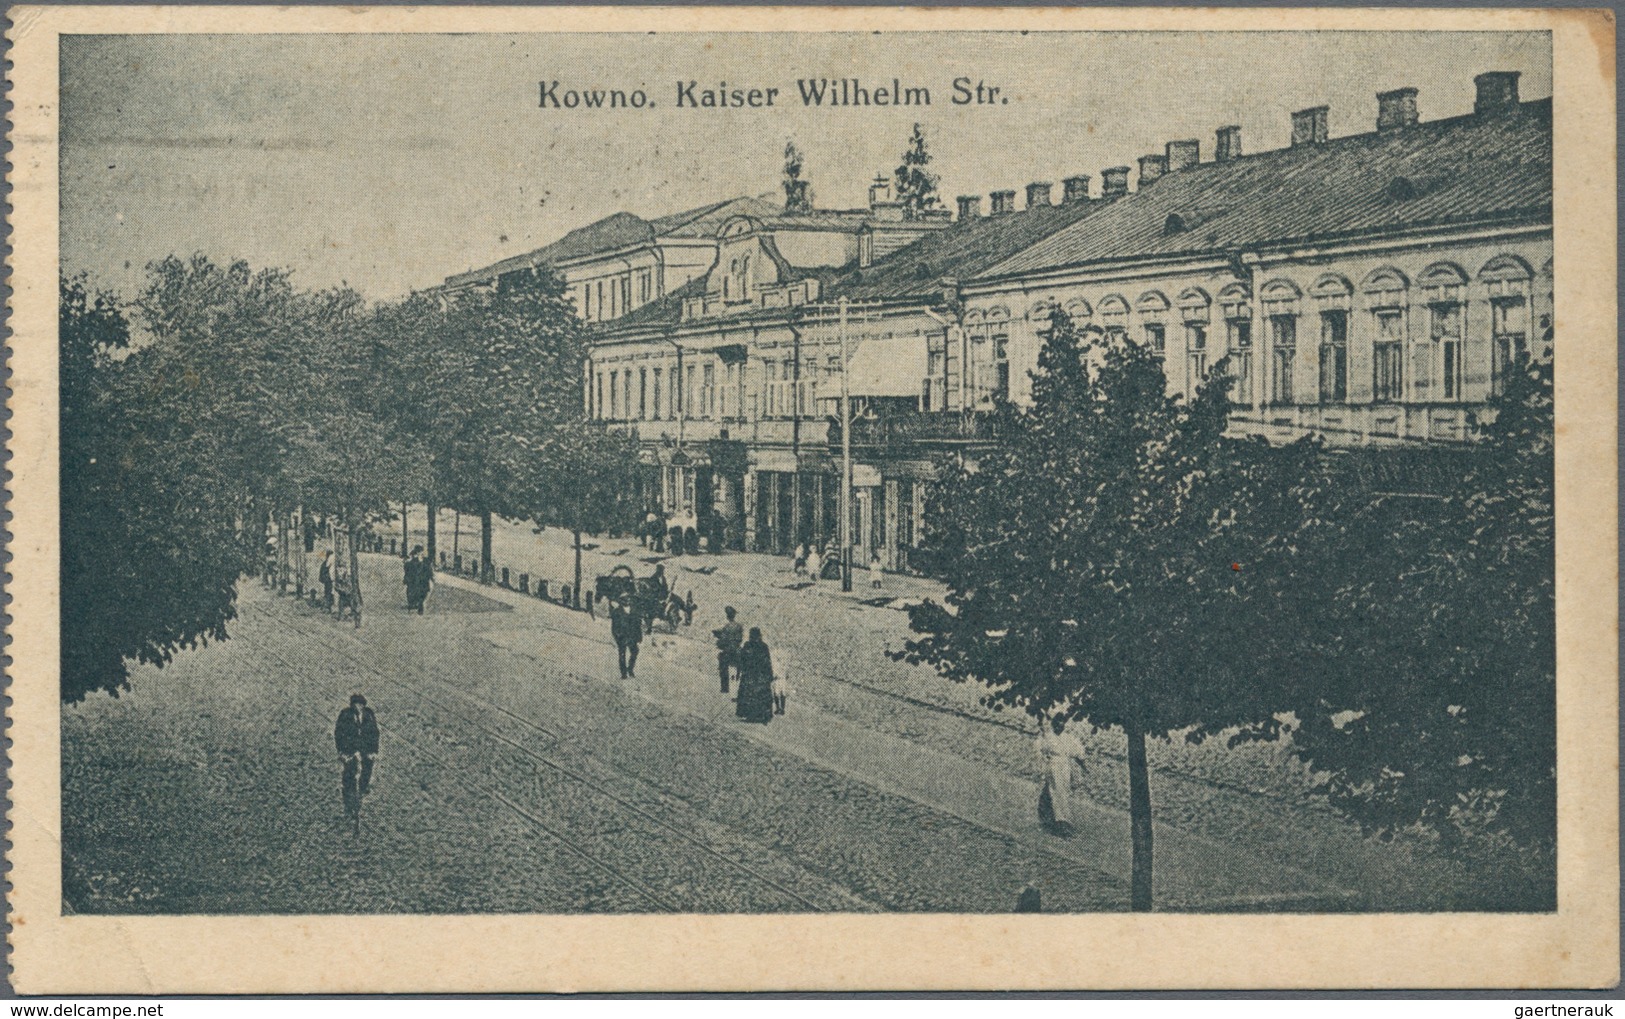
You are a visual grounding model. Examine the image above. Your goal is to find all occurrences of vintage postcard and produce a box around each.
[6,4,1617,994]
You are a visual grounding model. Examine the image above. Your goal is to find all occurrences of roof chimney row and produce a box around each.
[1101,166,1131,198]
[1474,71,1521,115]
[1061,175,1091,204]
[1376,87,1419,132]
[1291,106,1329,146]
[1025,182,1053,209]
[956,195,982,221]
[1165,139,1201,173]
[1215,125,1243,163]
[989,189,1016,215]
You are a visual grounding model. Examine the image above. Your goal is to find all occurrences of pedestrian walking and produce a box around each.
[806,545,823,585]
[869,552,884,588]
[318,549,335,612]
[792,543,808,576]
[1037,714,1089,838]
[403,544,433,615]
[712,605,744,694]
[610,596,642,679]
[771,654,791,716]
[735,627,775,724]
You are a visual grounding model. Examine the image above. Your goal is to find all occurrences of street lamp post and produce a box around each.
[839,298,853,592]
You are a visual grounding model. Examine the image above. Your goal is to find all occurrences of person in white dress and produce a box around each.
[1037,713,1089,836]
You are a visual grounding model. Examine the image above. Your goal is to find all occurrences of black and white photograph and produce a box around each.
[7,5,1616,994]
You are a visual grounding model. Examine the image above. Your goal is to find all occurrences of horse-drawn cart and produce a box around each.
[592,565,695,633]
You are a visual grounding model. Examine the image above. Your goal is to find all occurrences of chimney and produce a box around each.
[1215,125,1242,163]
[1474,71,1521,115]
[1061,175,1091,204]
[1137,154,1167,186]
[1291,106,1329,146]
[1100,166,1130,199]
[1025,181,1053,209]
[956,195,982,221]
[1165,139,1200,172]
[989,189,1016,215]
[783,178,809,212]
[1376,87,1419,132]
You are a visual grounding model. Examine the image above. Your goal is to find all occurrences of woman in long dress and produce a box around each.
[735,627,775,724]
[1037,713,1088,836]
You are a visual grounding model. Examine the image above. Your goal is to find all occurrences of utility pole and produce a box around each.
[839,298,853,592]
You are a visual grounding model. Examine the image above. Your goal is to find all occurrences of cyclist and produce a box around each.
[334,694,379,826]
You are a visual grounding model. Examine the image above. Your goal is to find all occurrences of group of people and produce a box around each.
[316,549,362,622]
[713,606,785,723]
[792,543,885,589]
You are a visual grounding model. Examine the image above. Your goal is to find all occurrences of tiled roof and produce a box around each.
[985,99,1552,280]
[827,199,1104,304]
[603,276,706,331]
[648,193,784,238]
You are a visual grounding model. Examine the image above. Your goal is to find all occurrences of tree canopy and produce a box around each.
[893,123,941,220]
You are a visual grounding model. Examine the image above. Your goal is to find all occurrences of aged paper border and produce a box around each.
[7,5,1617,994]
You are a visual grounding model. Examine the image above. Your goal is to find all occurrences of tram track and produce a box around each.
[416,565,1320,814]
[255,604,841,913]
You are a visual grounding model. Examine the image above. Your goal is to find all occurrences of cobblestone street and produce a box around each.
[61,544,1549,915]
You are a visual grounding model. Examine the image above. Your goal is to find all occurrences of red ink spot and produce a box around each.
[1231,563,1241,571]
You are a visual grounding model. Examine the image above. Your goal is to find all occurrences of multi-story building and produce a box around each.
[536,69,1551,573]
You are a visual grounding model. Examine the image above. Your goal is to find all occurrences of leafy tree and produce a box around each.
[523,420,643,606]
[1290,351,1555,858]
[60,273,253,700]
[413,269,588,578]
[782,141,811,213]
[893,123,941,220]
[898,312,1334,910]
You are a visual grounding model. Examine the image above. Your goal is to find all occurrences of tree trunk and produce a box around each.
[426,500,438,566]
[1126,722,1154,912]
[573,528,583,609]
[346,516,364,629]
[401,501,410,559]
[481,510,494,583]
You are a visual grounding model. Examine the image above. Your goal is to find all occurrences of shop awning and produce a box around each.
[822,335,928,399]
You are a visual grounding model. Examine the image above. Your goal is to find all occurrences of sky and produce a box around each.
[61,31,1551,303]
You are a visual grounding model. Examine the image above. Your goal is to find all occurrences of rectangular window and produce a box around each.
[638,368,648,420]
[685,364,697,418]
[640,270,652,304]
[1319,311,1348,402]
[1269,314,1297,404]
[1491,298,1528,396]
[621,276,632,315]
[608,370,619,419]
[1227,317,1253,404]
[595,372,605,419]
[1430,303,1463,400]
[651,367,662,419]
[1373,309,1404,402]
[1186,322,1208,394]
[1143,323,1166,357]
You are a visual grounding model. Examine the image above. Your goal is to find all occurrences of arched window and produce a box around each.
[1027,298,1058,324]
[1480,255,1535,394]
[1177,288,1212,389]
[1064,297,1093,327]
[1136,290,1170,357]
[1261,280,1301,405]
[1310,275,1353,402]
[1098,294,1130,344]
[1218,284,1254,404]
[1362,269,1410,403]
[1420,263,1469,400]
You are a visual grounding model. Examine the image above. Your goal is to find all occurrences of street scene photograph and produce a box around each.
[56,27,1560,920]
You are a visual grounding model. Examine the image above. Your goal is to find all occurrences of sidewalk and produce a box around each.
[429,560,1354,910]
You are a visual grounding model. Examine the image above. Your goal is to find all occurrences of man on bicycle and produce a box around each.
[334,694,379,819]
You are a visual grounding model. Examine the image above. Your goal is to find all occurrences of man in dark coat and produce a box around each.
[610,596,642,678]
[403,545,433,614]
[334,694,380,814]
[318,550,335,612]
[712,605,743,694]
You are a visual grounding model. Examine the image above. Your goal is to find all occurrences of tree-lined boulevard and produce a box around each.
[61,247,1555,913]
